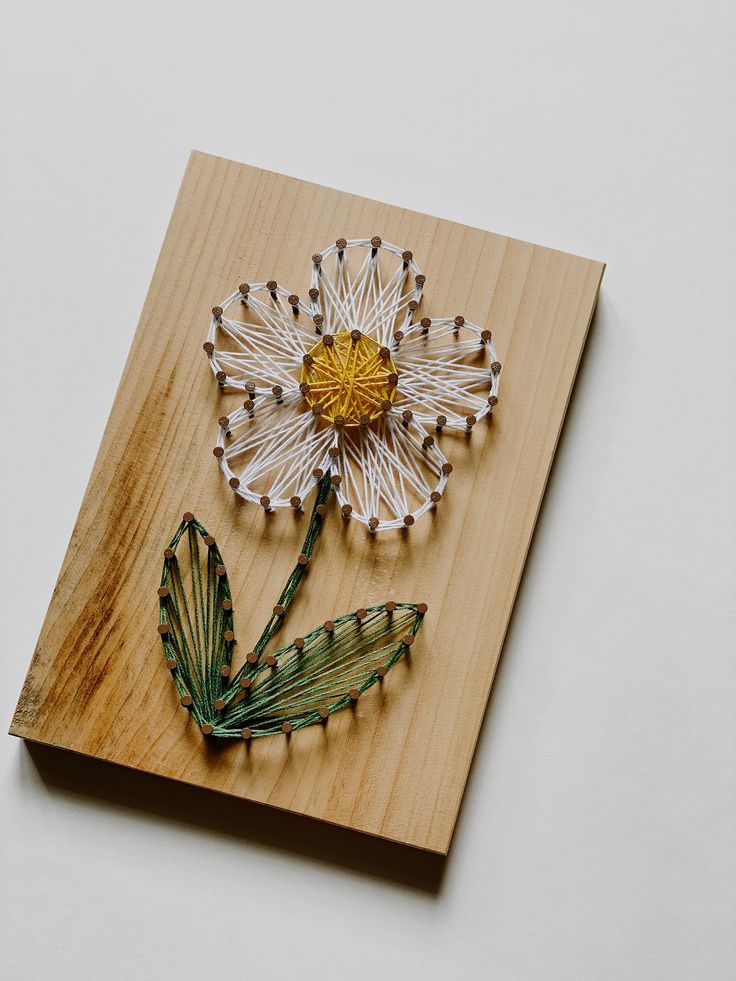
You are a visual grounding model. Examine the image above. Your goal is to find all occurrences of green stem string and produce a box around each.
[157,474,426,739]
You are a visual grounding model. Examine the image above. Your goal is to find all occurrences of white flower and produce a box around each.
[204,237,501,531]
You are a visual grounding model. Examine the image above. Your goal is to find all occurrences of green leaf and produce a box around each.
[215,602,427,738]
[157,516,235,731]
[156,488,427,740]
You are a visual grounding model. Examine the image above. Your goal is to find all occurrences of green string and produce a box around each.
[157,475,427,739]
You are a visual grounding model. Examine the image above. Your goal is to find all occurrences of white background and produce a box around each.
[1,1,734,978]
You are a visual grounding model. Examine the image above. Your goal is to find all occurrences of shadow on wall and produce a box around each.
[21,740,447,895]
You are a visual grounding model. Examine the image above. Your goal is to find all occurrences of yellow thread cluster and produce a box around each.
[300,332,398,425]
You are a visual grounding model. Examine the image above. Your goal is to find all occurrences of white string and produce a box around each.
[206,239,501,529]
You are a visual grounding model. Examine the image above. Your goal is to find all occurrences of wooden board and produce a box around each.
[10,152,604,854]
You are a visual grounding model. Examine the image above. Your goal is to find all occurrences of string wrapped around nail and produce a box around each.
[204,237,501,531]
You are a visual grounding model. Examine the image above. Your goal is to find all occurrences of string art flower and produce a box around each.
[204,237,502,530]
[156,237,503,741]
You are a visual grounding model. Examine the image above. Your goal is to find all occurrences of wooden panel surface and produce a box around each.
[10,152,604,853]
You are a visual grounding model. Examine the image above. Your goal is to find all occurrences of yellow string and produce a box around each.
[300,332,397,425]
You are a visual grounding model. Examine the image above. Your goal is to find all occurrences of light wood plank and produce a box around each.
[10,152,604,853]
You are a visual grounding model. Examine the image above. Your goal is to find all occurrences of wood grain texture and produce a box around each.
[10,152,604,853]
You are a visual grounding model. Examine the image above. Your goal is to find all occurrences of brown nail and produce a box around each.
[181,695,193,707]
[214,698,226,711]
[157,586,169,598]
[323,620,335,632]
[201,723,214,735]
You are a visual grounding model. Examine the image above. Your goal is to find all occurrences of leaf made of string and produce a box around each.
[156,476,427,739]
[215,601,425,738]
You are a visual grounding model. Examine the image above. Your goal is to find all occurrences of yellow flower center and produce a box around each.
[300,331,398,426]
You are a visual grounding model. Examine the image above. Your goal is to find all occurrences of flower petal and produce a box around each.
[309,238,423,346]
[205,285,320,392]
[215,390,335,507]
[330,414,449,530]
[393,317,501,430]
